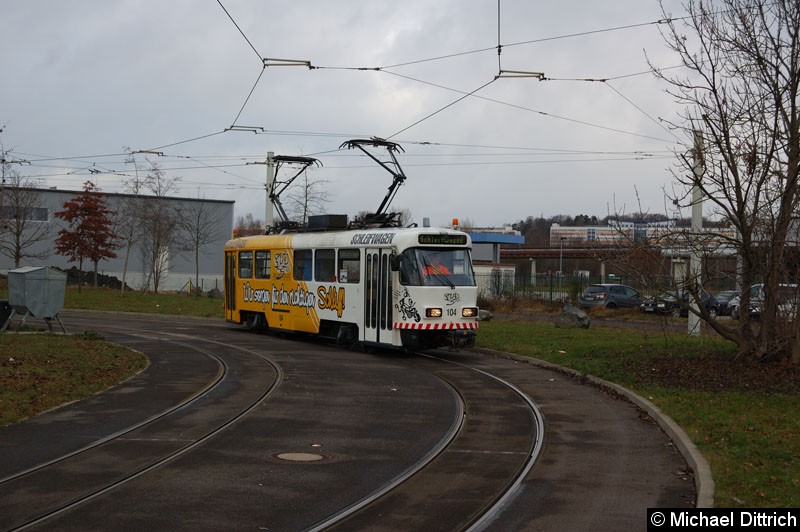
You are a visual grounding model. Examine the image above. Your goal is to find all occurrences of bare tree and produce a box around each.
[396,207,414,227]
[180,198,226,294]
[653,0,800,363]
[235,213,264,236]
[117,194,143,295]
[284,171,330,224]
[0,171,50,268]
[138,161,182,293]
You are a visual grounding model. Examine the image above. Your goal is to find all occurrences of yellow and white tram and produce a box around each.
[223,221,479,350]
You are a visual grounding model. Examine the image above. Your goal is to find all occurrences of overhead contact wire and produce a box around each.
[603,81,681,142]
[382,71,675,143]
[386,78,497,140]
[216,0,263,63]
[231,66,267,127]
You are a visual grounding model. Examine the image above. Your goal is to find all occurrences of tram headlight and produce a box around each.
[426,307,443,318]
[462,307,478,318]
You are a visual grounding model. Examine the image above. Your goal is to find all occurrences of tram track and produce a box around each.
[304,374,467,532]
[0,322,283,532]
[428,353,545,532]
[1,311,689,530]
[4,313,544,531]
[0,337,227,485]
[309,351,544,532]
[77,316,545,530]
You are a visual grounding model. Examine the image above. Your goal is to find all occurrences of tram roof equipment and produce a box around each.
[267,155,322,233]
[340,138,407,228]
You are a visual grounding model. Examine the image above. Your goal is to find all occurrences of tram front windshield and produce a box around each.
[398,248,476,287]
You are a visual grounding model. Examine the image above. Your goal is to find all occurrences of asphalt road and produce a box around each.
[0,311,696,531]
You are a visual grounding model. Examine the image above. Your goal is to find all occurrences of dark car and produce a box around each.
[640,290,719,319]
[579,284,642,309]
[714,290,739,316]
[639,292,681,315]
[679,290,719,319]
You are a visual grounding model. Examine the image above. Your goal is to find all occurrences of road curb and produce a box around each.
[473,347,715,508]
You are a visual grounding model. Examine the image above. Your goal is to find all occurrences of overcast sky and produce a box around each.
[2,0,696,228]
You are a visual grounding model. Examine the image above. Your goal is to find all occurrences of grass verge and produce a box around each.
[63,286,224,317]
[0,285,206,427]
[477,318,800,508]
[0,333,147,426]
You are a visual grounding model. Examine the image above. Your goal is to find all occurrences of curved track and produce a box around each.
[309,352,544,531]
[0,311,692,531]
[0,323,282,531]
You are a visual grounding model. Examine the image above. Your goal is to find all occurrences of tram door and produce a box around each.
[364,249,394,344]
[224,252,236,321]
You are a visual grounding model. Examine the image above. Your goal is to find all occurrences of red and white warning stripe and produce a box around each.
[393,322,479,330]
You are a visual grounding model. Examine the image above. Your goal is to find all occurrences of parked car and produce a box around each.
[639,292,681,315]
[640,289,719,319]
[733,283,799,320]
[579,284,642,309]
[728,294,741,318]
[679,290,719,319]
[714,290,739,316]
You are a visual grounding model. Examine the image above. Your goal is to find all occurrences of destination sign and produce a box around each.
[418,234,468,246]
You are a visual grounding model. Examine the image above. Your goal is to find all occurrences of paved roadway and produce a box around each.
[0,311,696,531]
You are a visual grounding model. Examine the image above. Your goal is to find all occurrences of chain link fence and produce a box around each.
[475,271,739,304]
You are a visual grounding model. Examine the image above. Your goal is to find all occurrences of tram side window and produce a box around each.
[451,249,471,275]
[338,249,360,284]
[315,249,336,282]
[294,249,313,281]
[398,250,422,285]
[238,251,253,279]
[255,250,270,279]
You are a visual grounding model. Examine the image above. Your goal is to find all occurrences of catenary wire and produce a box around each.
[216,0,262,63]
[381,70,677,144]
[603,81,681,142]
[231,66,267,127]
[385,78,498,140]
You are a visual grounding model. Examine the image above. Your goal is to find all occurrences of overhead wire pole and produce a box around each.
[0,129,5,233]
[246,156,271,228]
[0,131,31,234]
[249,155,321,232]
[688,129,704,336]
[265,152,274,229]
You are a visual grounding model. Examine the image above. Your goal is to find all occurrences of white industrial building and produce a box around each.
[0,187,234,292]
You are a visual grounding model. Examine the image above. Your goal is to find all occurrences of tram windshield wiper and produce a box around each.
[421,258,455,289]
[438,273,456,289]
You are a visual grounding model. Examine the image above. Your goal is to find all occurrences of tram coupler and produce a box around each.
[446,330,476,350]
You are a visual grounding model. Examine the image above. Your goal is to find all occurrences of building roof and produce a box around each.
[6,186,235,205]
[468,232,525,245]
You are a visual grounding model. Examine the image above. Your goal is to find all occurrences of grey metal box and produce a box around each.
[8,267,67,318]
[308,214,348,231]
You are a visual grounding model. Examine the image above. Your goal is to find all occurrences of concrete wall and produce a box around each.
[0,187,234,291]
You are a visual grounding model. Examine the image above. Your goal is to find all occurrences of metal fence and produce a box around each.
[475,271,583,303]
[475,271,739,303]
